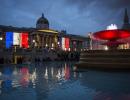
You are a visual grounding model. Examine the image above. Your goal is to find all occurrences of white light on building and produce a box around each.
[0,37,2,40]
[0,72,2,76]
[13,32,20,45]
[32,40,35,43]
[64,48,67,51]
[104,46,108,51]
[46,44,48,47]
[44,68,48,79]
[52,43,54,47]
[69,48,71,51]
[62,38,65,50]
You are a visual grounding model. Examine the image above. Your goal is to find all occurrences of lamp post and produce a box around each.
[13,45,18,64]
[0,37,3,48]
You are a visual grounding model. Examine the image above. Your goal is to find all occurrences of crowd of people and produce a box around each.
[35,49,80,62]
[0,49,81,64]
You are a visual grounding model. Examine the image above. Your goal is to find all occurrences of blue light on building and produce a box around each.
[6,32,13,48]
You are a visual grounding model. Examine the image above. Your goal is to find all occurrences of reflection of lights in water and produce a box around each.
[12,80,20,88]
[64,63,70,80]
[0,80,2,88]
[13,68,18,75]
[51,67,54,77]
[44,67,48,79]
[61,67,65,78]
[3,67,12,89]
[79,73,82,78]
[20,67,29,87]
[73,72,77,78]
[31,69,37,82]
[30,68,37,88]
[56,69,62,80]
[73,66,77,71]
[0,90,1,94]
[0,72,2,76]
[11,68,19,88]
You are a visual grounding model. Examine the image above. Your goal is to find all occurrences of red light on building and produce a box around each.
[21,32,28,48]
[65,38,70,50]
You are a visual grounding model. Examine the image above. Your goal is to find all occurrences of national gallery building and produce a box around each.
[0,13,89,51]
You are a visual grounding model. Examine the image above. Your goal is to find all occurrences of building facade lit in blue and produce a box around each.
[6,32,13,48]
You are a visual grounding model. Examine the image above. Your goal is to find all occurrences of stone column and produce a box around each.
[44,36,46,47]
[49,36,52,48]
[52,36,55,48]
[54,35,57,48]
[36,34,40,48]
[45,35,48,47]
[39,35,42,48]
[42,35,44,48]
[48,36,50,48]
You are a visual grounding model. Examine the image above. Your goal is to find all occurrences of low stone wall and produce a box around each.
[76,49,130,70]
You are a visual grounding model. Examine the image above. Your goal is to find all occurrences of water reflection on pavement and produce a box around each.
[0,62,130,100]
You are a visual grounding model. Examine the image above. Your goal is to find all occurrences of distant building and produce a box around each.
[122,8,130,30]
[0,13,89,51]
[36,13,49,29]
[119,8,130,49]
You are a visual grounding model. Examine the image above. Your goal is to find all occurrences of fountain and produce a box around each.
[76,26,130,70]
[93,29,130,49]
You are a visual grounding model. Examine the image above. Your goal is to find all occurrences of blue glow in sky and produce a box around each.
[0,0,130,36]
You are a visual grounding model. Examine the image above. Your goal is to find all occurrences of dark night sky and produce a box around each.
[0,0,130,36]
